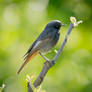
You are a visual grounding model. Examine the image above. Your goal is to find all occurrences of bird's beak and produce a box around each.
[61,24,66,26]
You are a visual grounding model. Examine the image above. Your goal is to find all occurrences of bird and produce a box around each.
[17,20,65,74]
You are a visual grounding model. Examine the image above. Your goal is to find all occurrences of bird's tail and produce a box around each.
[17,51,39,74]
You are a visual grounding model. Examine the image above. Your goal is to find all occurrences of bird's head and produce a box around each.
[45,20,65,31]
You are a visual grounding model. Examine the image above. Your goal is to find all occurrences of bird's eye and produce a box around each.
[55,25,59,29]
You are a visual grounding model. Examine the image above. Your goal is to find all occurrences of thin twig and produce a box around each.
[26,75,35,92]
[27,82,33,92]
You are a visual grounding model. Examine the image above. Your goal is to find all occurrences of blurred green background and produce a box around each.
[0,0,92,92]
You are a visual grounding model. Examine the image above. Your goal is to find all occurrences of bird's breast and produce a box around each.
[40,32,60,53]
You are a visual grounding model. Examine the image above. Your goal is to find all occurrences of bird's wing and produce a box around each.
[23,38,50,60]
[24,28,56,58]
[23,40,37,56]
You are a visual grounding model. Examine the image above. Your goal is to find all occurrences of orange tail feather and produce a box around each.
[17,51,39,74]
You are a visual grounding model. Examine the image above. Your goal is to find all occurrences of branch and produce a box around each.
[33,17,83,88]
[27,82,33,92]
[26,75,34,92]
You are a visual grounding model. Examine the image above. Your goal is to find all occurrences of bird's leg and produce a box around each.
[39,52,51,63]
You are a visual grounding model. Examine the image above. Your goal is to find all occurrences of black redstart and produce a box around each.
[17,20,65,74]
